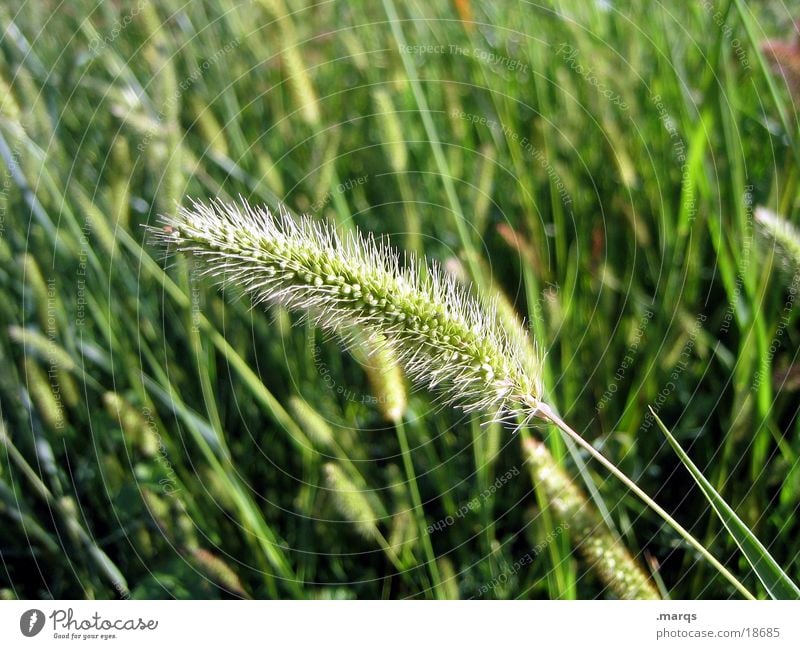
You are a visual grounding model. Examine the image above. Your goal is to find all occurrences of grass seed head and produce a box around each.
[756,206,800,272]
[153,198,544,423]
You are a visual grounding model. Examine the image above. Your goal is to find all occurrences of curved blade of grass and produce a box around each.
[651,408,800,600]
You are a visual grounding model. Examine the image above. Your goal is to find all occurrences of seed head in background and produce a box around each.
[755,206,800,273]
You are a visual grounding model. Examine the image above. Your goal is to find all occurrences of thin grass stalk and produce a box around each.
[393,418,445,598]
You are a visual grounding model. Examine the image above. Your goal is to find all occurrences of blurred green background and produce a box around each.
[0,0,799,599]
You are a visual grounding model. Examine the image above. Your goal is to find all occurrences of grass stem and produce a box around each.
[394,418,445,598]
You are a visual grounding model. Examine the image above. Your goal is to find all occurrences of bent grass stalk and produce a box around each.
[155,198,752,598]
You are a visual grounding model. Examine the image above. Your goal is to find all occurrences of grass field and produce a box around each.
[1,0,799,599]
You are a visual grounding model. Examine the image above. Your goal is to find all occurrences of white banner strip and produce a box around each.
[1,600,798,648]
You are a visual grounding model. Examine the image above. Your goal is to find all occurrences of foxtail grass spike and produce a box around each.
[141,1,183,214]
[190,548,251,598]
[288,396,334,449]
[437,557,461,599]
[756,206,800,271]
[0,71,20,120]
[9,326,75,372]
[153,198,544,422]
[349,332,408,423]
[23,358,67,432]
[103,392,160,457]
[109,136,131,231]
[473,144,496,236]
[19,254,53,332]
[524,437,660,599]
[258,0,320,127]
[323,462,381,540]
[373,89,408,172]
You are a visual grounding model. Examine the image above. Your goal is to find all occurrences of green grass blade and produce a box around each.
[652,408,800,600]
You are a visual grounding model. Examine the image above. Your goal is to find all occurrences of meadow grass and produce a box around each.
[0,0,799,599]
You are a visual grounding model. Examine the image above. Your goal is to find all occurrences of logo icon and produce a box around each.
[20,609,45,637]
